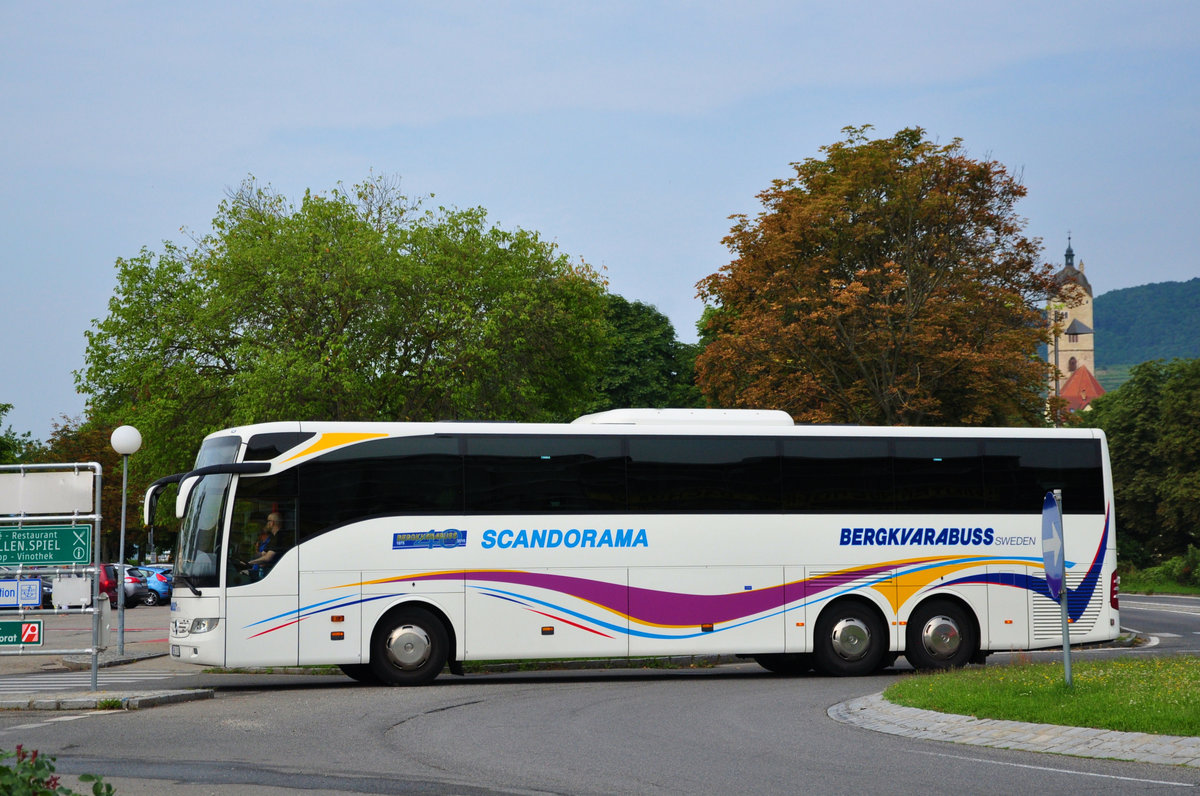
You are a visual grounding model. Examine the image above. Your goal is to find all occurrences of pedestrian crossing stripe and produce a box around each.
[0,670,179,693]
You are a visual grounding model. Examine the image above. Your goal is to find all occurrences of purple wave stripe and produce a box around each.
[392,562,908,627]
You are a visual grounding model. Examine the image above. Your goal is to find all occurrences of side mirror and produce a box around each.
[176,475,200,519]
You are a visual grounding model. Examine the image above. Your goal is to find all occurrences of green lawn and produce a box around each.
[884,656,1200,737]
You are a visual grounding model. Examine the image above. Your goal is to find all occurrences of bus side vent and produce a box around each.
[1032,573,1099,640]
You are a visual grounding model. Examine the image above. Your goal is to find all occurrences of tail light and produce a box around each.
[155,573,169,583]
[1110,572,1120,610]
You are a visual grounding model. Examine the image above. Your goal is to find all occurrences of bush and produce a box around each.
[0,745,113,796]
[1121,545,1200,592]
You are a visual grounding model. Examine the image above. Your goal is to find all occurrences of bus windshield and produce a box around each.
[175,436,241,588]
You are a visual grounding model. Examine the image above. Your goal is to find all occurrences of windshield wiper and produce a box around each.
[175,572,202,597]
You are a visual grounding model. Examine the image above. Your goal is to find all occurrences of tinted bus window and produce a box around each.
[893,438,984,511]
[465,435,625,513]
[782,438,892,512]
[627,437,780,512]
[982,438,1104,513]
[245,432,316,461]
[297,435,463,538]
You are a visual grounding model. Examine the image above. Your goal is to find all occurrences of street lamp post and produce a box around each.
[110,425,142,655]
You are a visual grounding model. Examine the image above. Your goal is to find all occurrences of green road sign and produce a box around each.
[0,620,43,647]
[0,525,91,566]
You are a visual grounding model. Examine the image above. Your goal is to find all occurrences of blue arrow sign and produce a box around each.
[1042,492,1065,601]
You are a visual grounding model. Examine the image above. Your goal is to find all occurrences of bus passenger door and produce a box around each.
[222,479,300,668]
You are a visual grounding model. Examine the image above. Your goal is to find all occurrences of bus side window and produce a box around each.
[893,438,984,512]
[626,436,779,512]
[982,439,1104,513]
[782,437,892,512]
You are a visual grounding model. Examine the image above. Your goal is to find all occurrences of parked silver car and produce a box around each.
[115,564,151,607]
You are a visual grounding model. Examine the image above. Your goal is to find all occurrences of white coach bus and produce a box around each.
[145,409,1118,683]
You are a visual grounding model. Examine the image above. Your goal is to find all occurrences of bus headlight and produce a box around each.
[189,617,220,634]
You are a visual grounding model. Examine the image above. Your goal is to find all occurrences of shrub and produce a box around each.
[0,745,114,796]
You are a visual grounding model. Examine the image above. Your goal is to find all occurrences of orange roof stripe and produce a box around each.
[281,431,388,463]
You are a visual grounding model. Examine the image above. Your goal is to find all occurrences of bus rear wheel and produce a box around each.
[369,607,449,686]
[905,600,977,671]
[812,602,887,677]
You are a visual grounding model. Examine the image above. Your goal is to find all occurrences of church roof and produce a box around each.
[1060,365,1105,412]
[1064,318,1093,335]
[1054,265,1093,297]
[1053,238,1092,297]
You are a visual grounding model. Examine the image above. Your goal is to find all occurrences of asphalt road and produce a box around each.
[0,596,1196,794]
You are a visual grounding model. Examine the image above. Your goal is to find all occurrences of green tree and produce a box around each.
[78,176,610,480]
[1081,358,1200,565]
[26,416,146,561]
[589,295,703,411]
[0,404,40,464]
[696,126,1056,426]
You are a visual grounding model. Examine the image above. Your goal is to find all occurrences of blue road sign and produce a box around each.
[0,578,42,609]
[1042,491,1065,601]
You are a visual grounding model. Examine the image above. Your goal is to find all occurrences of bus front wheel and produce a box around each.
[812,602,887,677]
[905,600,977,671]
[369,607,449,686]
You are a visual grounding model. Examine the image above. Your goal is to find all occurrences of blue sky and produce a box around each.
[3,2,1198,441]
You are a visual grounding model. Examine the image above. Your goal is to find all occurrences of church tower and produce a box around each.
[1048,237,1104,412]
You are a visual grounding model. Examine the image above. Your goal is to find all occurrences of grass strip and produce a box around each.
[884,655,1199,737]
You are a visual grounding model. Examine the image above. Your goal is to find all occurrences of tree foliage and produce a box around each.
[1081,358,1200,565]
[1094,277,1200,368]
[24,416,147,561]
[78,176,610,479]
[589,295,703,412]
[0,404,40,465]
[696,126,1056,426]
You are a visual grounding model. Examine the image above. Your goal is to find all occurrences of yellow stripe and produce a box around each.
[281,432,388,463]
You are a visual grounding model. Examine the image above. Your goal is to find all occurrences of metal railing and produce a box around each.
[0,462,103,689]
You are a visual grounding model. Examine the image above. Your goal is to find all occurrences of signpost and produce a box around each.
[0,620,43,647]
[1042,490,1072,687]
[0,462,103,688]
[0,524,92,566]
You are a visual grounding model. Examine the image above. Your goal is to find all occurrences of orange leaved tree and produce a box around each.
[696,126,1056,426]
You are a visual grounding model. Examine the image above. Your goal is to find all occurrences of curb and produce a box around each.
[829,692,1200,769]
[60,650,169,671]
[0,689,214,711]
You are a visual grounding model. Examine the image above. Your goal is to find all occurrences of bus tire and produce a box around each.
[369,606,449,686]
[752,653,813,676]
[905,600,977,671]
[812,602,887,677]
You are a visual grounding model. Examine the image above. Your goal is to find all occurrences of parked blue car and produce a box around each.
[130,566,172,606]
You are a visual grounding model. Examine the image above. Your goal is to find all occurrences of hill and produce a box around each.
[1094,279,1200,387]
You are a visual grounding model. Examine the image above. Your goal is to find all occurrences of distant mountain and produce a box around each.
[1095,278,1200,369]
